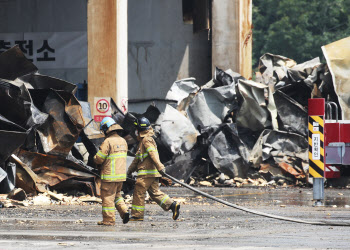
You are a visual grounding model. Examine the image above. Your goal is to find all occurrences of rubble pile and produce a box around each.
[0,37,348,207]
[0,45,100,202]
[144,51,341,187]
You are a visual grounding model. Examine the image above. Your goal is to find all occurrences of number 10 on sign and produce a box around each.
[94,97,111,122]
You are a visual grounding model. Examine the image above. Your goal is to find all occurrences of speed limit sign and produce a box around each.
[94,97,111,122]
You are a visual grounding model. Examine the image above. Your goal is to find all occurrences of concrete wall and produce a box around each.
[0,0,211,113]
[128,0,211,112]
[0,0,87,84]
[212,0,252,79]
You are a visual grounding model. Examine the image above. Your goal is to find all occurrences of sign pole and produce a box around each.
[308,98,325,207]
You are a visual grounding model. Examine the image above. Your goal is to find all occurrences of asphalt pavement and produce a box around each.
[1,186,350,249]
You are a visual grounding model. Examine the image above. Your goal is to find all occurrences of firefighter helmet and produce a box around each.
[100,117,116,132]
[134,117,151,131]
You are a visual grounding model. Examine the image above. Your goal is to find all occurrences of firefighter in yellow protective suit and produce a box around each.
[94,117,129,226]
[127,117,180,221]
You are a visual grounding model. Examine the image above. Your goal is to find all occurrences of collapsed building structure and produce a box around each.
[0,36,349,201]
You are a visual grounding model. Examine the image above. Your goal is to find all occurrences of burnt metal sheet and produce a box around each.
[156,105,198,154]
[165,78,199,105]
[187,83,238,128]
[0,163,16,193]
[274,90,308,136]
[32,165,95,179]
[16,149,96,176]
[79,100,106,168]
[0,114,28,163]
[37,171,71,187]
[259,163,294,183]
[249,129,308,168]
[165,148,205,183]
[276,80,312,107]
[201,68,244,89]
[0,79,48,130]
[287,57,321,88]
[51,177,97,196]
[0,165,6,183]
[322,37,350,119]
[0,45,38,81]
[10,154,47,194]
[19,73,78,94]
[259,53,296,85]
[13,150,97,195]
[236,79,275,131]
[208,123,251,178]
[0,130,28,163]
[29,89,85,157]
[213,68,244,87]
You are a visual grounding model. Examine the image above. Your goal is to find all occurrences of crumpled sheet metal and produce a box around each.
[0,45,38,81]
[277,162,305,179]
[236,79,276,131]
[249,129,308,168]
[0,165,6,183]
[30,89,85,157]
[187,83,238,128]
[19,73,78,94]
[0,78,48,154]
[202,68,244,89]
[0,130,28,163]
[287,57,321,89]
[165,148,204,183]
[322,36,350,119]
[259,53,297,85]
[13,150,97,195]
[17,149,96,177]
[0,79,48,130]
[208,123,251,178]
[165,78,199,105]
[0,163,16,193]
[274,90,308,137]
[0,114,28,163]
[156,105,198,155]
[52,177,97,197]
[258,54,326,107]
[10,154,47,194]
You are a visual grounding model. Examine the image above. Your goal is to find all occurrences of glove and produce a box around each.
[158,169,166,177]
[160,177,172,186]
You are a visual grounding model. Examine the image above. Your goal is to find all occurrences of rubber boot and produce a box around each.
[170,201,180,220]
[97,221,115,226]
[129,216,144,221]
[123,212,130,224]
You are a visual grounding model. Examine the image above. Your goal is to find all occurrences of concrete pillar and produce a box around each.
[116,0,128,113]
[211,0,252,79]
[87,0,128,113]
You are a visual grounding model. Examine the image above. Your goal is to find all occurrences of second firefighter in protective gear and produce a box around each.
[94,117,129,226]
[127,117,180,221]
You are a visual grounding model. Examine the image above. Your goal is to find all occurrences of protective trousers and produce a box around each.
[131,177,174,218]
[101,182,128,224]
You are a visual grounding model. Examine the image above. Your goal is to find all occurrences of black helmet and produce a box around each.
[134,117,151,131]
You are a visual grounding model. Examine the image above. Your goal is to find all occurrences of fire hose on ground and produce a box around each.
[163,173,350,227]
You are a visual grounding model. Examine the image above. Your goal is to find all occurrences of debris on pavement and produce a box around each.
[0,36,349,207]
[0,46,100,205]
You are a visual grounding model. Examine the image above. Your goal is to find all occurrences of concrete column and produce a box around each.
[212,0,252,79]
[116,0,128,113]
[87,0,128,113]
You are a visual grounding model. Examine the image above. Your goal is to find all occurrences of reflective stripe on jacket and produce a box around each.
[94,126,127,182]
[127,128,164,178]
